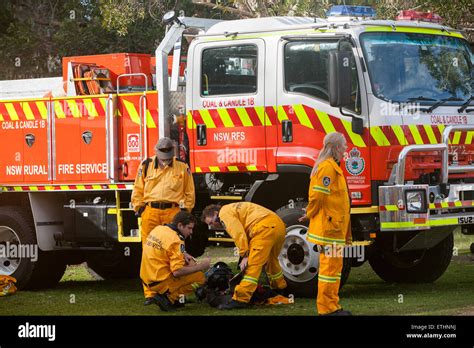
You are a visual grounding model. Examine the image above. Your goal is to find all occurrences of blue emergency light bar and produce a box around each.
[326,5,376,18]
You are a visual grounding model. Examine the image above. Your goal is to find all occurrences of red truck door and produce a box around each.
[275,37,372,206]
[189,39,267,175]
[117,92,159,181]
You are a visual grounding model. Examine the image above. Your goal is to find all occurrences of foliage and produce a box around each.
[0,0,471,80]
[0,0,165,79]
[99,0,167,36]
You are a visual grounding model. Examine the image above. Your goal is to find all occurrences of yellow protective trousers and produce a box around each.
[141,205,180,298]
[144,271,205,304]
[233,215,287,303]
[317,245,343,315]
[140,205,181,243]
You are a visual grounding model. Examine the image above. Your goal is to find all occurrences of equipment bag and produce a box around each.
[199,262,233,308]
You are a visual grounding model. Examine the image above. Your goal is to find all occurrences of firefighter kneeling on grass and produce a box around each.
[131,136,195,305]
[202,202,288,310]
[140,211,210,312]
[304,132,352,316]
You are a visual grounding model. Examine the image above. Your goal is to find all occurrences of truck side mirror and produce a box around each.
[328,51,352,108]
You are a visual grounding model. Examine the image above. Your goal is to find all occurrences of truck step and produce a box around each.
[206,238,373,246]
[107,207,141,242]
[208,237,234,243]
[210,195,243,201]
[352,240,373,247]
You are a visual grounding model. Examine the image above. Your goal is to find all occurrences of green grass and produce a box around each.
[0,233,473,316]
[453,228,474,252]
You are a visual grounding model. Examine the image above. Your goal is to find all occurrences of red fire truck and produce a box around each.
[0,8,473,296]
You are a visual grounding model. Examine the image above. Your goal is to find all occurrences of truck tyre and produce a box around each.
[276,202,351,298]
[86,244,141,279]
[369,231,454,283]
[0,206,67,289]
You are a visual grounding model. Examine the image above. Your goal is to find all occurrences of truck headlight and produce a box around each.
[405,190,427,214]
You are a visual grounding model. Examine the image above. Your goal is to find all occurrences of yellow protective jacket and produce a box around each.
[140,225,186,284]
[0,275,17,296]
[131,156,195,212]
[306,158,352,246]
[219,202,277,257]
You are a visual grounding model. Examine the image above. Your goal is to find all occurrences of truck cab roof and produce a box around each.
[203,16,462,37]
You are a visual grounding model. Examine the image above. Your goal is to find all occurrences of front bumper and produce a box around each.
[380,125,474,232]
[380,183,474,231]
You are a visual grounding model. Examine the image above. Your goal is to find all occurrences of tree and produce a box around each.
[0,0,471,80]
[98,0,237,36]
[0,0,167,79]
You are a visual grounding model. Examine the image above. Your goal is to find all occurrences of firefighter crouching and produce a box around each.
[140,211,210,312]
[131,136,195,304]
[202,202,287,310]
[305,132,352,316]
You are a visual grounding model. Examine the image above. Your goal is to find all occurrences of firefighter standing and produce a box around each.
[202,202,287,310]
[140,211,210,311]
[132,137,195,304]
[305,132,352,316]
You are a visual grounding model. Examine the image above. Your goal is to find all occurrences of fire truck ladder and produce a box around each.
[109,73,150,243]
[108,190,141,243]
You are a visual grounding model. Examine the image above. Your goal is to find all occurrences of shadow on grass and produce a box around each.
[2,254,473,316]
[56,278,141,292]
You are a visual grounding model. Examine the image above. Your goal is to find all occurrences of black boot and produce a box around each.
[218,299,250,310]
[144,297,156,306]
[172,300,185,309]
[153,293,176,312]
[272,287,291,297]
[320,309,352,316]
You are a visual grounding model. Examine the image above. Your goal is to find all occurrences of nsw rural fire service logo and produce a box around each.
[346,148,365,176]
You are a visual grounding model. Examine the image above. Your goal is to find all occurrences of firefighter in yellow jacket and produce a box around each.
[202,202,287,310]
[140,211,210,311]
[132,137,195,304]
[305,132,352,316]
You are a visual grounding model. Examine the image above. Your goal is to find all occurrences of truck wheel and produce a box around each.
[0,206,66,289]
[369,231,454,283]
[86,244,141,279]
[276,203,351,298]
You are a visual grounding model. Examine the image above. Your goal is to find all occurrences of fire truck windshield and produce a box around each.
[360,32,473,104]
